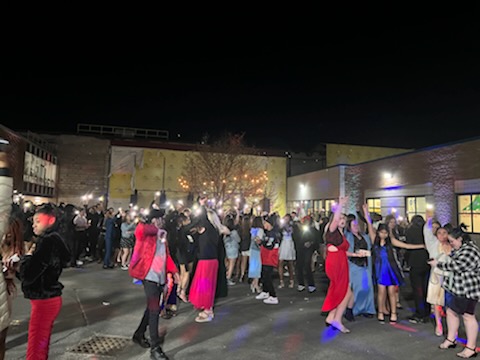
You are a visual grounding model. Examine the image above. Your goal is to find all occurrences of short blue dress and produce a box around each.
[373,245,404,286]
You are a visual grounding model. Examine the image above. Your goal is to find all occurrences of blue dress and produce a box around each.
[373,245,403,286]
[248,228,263,279]
[345,231,376,316]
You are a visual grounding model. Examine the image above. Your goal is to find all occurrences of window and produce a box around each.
[367,198,381,215]
[324,199,336,216]
[313,200,323,215]
[406,196,426,222]
[458,194,480,234]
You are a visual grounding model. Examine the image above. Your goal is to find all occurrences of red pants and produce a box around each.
[27,296,62,360]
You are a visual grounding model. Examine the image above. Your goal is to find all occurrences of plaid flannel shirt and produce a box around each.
[437,241,480,300]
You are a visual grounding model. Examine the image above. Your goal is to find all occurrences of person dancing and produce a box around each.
[322,196,352,333]
[189,202,228,322]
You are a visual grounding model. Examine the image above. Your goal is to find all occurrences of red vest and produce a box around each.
[128,222,178,280]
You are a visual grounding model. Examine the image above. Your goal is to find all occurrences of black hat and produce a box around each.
[146,209,164,223]
[265,216,276,226]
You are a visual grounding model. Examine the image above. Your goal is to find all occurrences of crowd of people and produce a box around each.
[0,142,479,358]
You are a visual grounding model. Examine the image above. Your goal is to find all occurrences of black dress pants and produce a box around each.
[409,266,431,318]
[135,280,164,349]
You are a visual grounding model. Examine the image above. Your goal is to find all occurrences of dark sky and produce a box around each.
[2,9,480,152]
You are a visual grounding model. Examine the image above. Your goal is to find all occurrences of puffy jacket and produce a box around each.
[129,222,178,281]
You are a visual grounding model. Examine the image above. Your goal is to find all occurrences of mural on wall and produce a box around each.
[108,145,286,215]
[23,152,57,188]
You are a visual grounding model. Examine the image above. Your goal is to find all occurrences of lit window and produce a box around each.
[406,196,426,222]
[458,194,480,234]
[367,198,381,215]
[325,199,336,215]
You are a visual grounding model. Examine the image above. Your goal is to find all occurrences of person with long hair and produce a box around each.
[278,214,295,289]
[1,209,25,328]
[424,215,451,337]
[248,216,264,294]
[321,196,352,333]
[188,203,229,323]
[175,213,195,303]
[236,215,251,283]
[384,214,403,310]
[119,213,136,270]
[344,216,375,320]
[430,226,480,359]
[0,147,17,360]
[405,214,431,324]
[223,215,240,286]
[364,204,424,324]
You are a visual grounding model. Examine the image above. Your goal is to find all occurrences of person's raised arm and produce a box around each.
[362,203,376,241]
[423,214,437,256]
[328,196,348,233]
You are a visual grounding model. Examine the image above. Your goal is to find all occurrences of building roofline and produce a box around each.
[109,138,287,157]
[347,134,480,168]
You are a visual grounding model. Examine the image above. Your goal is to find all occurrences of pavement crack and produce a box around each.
[74,288,89,326]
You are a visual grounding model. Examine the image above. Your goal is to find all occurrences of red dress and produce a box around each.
[321,229,349,312]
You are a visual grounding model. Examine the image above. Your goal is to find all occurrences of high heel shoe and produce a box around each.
[439,338,457,349]
[325,320,350,333]
[389,312,397,324]
[177,289,188,303]
[377,313,385,323]
[456,346,477,358]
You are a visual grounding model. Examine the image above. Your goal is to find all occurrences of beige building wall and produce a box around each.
[327,143,411,167]
[108,146,287,215]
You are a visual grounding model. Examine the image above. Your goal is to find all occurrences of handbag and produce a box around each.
[260,246,279,267]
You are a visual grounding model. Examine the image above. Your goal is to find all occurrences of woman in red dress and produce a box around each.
[322,196,352,333]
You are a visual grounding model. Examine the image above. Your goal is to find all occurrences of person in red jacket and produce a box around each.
[129,209,179,360]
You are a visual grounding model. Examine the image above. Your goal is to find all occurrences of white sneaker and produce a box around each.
[308,286,317,293]
[255,291,269,300]
[76,260,84,266]
[297,285,306,292]
[263,296,279,305]
[121,265,129,270]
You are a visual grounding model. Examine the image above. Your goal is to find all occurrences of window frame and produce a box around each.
[366,197,381,215]
[405,196,427,222]
[457,193,480,234]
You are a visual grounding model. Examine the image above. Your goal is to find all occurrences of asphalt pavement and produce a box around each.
[5,261,478,360]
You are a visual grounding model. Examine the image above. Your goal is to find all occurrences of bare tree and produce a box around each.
[179,133,275,212]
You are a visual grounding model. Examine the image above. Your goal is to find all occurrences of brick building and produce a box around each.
[287,136,480,240]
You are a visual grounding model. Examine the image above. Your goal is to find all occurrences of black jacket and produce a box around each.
[405,224,429,269]
[17,230,71,299]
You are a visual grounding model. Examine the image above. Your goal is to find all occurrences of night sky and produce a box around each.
[3,10,480,152]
